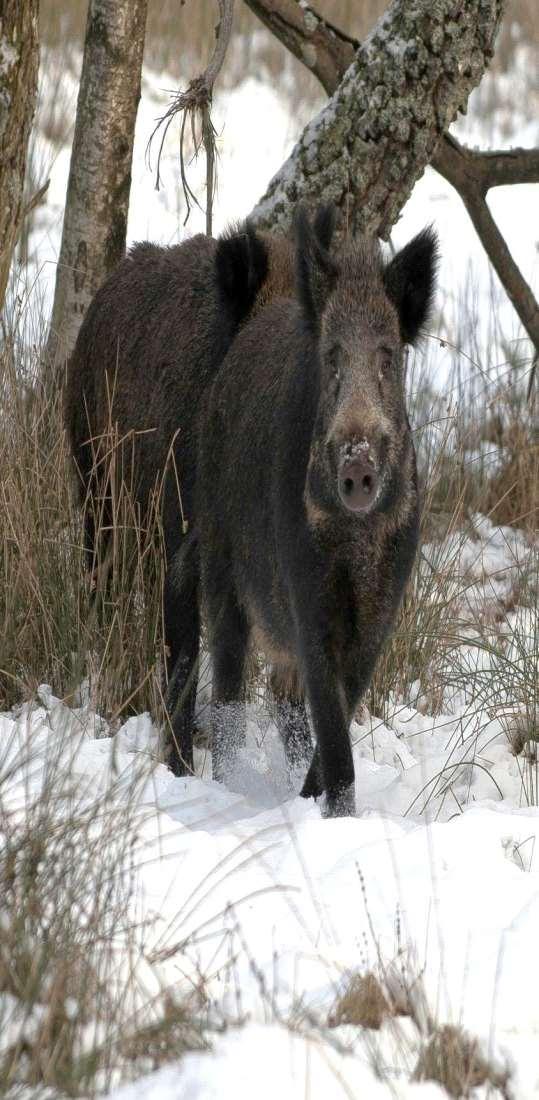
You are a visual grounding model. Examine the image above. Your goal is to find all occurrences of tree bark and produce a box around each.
[248,0,505,236]
[0,0,39,316]
[46,0,148,375]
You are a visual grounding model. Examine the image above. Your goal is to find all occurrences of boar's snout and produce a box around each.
[338,449,379,514]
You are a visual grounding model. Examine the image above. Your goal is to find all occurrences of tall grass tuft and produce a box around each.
[0,698,211,1095]
[0,308,167,726]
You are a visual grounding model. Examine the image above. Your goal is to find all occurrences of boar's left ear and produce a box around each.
[215,222,269,324]
[295,203,339,331]
[383,227,439,345]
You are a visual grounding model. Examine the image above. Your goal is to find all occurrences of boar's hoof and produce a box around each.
[300,749,324,799]
[324,783,356,818]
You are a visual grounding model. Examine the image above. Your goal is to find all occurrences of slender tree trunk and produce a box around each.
[46,0,148,376]
[248,0,505,236]
[0,0,39,315]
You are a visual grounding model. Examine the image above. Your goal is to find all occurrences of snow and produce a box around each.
[2,515,539,1097]
[105,1024,448,1100]
[3,694,539,1095]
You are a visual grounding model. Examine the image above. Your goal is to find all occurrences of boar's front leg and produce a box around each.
[298,631,355,818]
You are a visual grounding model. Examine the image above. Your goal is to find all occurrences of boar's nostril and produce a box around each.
[339,457,379,514]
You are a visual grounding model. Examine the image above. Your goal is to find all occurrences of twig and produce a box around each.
[243,0,357,96]
[23,178,50,219]
[146,0,234,235]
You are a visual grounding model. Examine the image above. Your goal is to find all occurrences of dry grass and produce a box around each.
[328,959,511,1098]
[0,707,212,1095]
[118,993,209,1073]
[369,341,538,730]
[0,726,133,1094]
[414,1025,510,1098]
[329,972,392,1030]
[39,0,383,83]
[0,313,168,725]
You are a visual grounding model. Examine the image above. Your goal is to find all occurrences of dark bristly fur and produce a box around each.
[65,225,279,775]
[198,206,438,817]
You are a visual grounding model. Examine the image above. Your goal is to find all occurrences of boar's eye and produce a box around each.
[327,343,341,371]
[326,344,342,391]
[378,346,395,377]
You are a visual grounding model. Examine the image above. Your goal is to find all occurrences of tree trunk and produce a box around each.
[249,0,505,236]
[0,0,39,315]
[46,0,148,376]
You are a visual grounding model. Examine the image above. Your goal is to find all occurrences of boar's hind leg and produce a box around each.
[163,537,199,776]
[208,588,249,784]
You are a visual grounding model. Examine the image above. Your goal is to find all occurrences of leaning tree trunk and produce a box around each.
[0,0,39,315]
[46,0,147,376]
[249,0,505,236]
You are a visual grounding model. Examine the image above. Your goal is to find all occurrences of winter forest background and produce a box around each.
[1,1,539,1097]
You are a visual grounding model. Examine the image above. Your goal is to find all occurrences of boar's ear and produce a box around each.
[295,204,339,331]
[383,226,439,345]
[215,223,269,323]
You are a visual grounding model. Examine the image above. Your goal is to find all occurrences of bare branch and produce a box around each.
[432,134,539,371]
[431,137,539,211]
[243,0,356,96]
[147,0,234,235]
[23,178,50,220]
[462,145,539,189]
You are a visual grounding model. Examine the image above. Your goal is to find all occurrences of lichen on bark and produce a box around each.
[249,0,505,236]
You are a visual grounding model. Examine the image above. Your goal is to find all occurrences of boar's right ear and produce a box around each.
[383,226,439,345]
[215,223,269,324]
[295,204,338,331]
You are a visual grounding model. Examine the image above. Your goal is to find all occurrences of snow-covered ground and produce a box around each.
[2,516,538,1098]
